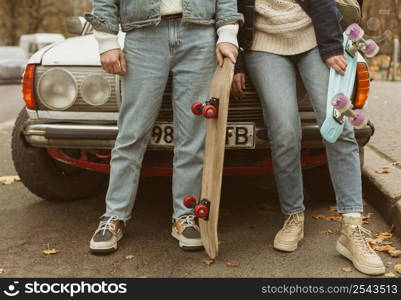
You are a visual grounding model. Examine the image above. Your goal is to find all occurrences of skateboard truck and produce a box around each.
[191,97,220,119]
[345,24,380,58]
[183,196,211,220]
[331,93,368,128]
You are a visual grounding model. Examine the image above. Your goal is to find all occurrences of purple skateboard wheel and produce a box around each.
[364,39,380,58]
[331,94,350,110]
[350,111,366,128]
[346,23,364,41]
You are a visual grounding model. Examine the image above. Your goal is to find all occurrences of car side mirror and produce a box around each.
[66,17,86,35]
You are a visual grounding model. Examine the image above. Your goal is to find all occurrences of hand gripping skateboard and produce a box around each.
[320,23,379,143]
[184,58,234,259]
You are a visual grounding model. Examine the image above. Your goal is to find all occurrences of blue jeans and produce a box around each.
[245,47,363,215]
[104,19,216,221]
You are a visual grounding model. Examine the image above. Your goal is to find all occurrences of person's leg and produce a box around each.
[297,47,384,275]
[90,21,171,253]
[169,20,216,250]
[245,51,304,252]
[296,47,363,214]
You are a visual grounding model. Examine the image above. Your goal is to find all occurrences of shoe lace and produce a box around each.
[283,214,301,233]
[351,225,375,255]
[178,214,197,229]
[99,216,118,235]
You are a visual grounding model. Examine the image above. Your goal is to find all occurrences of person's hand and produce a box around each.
[100,49,127,76]
[216,42,238,67]
[325,55,347,75]
[231,73,246,99]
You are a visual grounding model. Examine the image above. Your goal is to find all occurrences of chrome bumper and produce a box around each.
[23,122,374,150]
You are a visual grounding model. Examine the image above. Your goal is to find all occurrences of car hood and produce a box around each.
[40,33,125,66]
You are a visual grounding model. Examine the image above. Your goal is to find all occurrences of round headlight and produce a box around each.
[80,74,111,106]
[38,68,77,110]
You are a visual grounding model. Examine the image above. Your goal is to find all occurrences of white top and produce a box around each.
[93,1,239,54]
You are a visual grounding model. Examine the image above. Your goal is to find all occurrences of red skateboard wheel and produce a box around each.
[203,105,217,119]
[184,196,197,209]
[191,102,203,115]
[194,205,209,219]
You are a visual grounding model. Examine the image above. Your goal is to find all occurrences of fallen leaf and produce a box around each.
[382,166,390,169]
[328,205,337,212]
[392,162,400,167]
[373,245,396,252]
[0,176,21,185]
[342,267,352,272]
[42,248,59,255]
[388,250,401,257]
[125,255,135,260]
[375,232,393,241]
[395,264,401,274]
[202,259,215,265]
[312,214,342,221]
[0,268,5,274]
[375,169,391,174]
[226,262,239,268]
[320,229,338,235]
[385,272,396,278]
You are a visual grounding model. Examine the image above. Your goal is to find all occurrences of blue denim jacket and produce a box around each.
[84,0,244,34]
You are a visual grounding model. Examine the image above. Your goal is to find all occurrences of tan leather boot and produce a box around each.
[336,216,385,275]
[274,212,304,252]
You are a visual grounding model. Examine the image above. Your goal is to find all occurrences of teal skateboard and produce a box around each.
[320,23,379,143]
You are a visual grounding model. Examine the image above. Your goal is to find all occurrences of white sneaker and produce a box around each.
[273,212,304,252]
[336,216,385,275]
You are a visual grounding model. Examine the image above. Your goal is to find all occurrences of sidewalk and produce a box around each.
[363,81,401,237]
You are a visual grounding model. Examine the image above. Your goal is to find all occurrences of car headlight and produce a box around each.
[37,68,77,110]
[80,74,111,106]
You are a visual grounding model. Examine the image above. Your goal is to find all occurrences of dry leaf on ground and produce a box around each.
[375,232,393,241]
[328,205,337,212]
[125,255,135,260]
[0,176,21,185]
[226,262,239,268]
[385,272,396,278]
[319,229,337,235]
[373,245,396,252]
[375,169,391,174]
[395,264,401,274]
[388,250,401,257]
[42,248,59,255]
[202,259,215,265]
[392,162,400,166]
[0,268,5,274]
[312,214,342,221]
[341,267,352,272]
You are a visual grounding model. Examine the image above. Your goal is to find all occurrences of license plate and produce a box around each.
[149,122,255,149]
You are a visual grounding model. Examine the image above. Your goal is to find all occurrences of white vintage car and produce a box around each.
[11,17,374,201]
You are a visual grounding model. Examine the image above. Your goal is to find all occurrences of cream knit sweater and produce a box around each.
[251,0,317,55]
[94,0,239,54]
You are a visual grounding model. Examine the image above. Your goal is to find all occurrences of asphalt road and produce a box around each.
[0,84,400,278]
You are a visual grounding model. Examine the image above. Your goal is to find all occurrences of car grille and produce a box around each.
[35,67,312,121]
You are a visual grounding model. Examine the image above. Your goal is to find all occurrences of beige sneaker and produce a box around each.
[336,216,385,275]
[273,212,304,252]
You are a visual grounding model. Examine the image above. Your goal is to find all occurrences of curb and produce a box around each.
[363,147,401,238]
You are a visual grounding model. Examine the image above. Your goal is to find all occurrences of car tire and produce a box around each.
[11,109,109,201]
[303,148,365,203]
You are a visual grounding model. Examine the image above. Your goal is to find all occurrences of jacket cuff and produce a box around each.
[320,45,344,61]
[94,30,121,54]
[84,13,119,35]
[216,24,239,48]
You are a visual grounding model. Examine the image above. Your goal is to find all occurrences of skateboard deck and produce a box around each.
[184,58,234,259]
[321,23,378,143]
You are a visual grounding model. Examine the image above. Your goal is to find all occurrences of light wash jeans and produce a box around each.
[104,19,216,221]
[245,47,363,215]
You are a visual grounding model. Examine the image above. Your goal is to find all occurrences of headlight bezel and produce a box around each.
[37,67,78,111]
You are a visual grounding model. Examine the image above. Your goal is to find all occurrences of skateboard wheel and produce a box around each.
[350,110,368,128]
[194,205,209,219]
[184,196,197,209]
[192,102,203,116]
[346,23,364,41]
[203,105,217,119]
[363,39,380,58]
[331,93,350,111]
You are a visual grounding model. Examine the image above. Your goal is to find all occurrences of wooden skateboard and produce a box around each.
[320,23,379,143]
[183,58,234,259]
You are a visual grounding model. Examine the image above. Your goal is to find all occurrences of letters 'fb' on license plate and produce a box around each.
[150,122,255,149]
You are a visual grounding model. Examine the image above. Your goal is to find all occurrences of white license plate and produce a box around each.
[149,122,255,149]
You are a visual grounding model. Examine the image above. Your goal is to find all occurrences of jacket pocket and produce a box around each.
[189,0,216,18]
[120,0,152,22]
